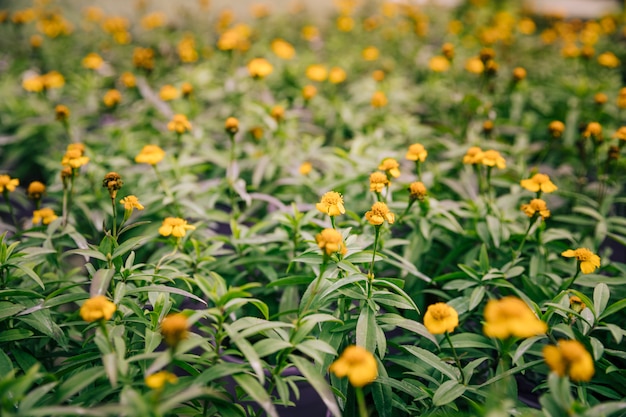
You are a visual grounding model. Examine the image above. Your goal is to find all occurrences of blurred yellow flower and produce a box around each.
[520,173,557,194]
[424,303,458,334]
[82,52,104,70]
[160,313,189,347]
[251,4,270,19]
[405,143,427,162]
[548,120,565,138]
[301,25,320,41]
[369,171,390,193]
[55,104,70,121]
[271,105,285,122]
[521,199,550,219]
[378,158,400,178]
[429,56,450,72]
[306,64,328,82]
[329,67,347,84]
[140,11,166,30]
[0,175,19,193]
[32,207,58,225]
[27,181,46,200]
[167,114,192,134]
[613,126,626,141]
[181,82,194,97]
[135,145,165,165]
[145,371,178,389]
[365,201,395,226]
[512,67,527,82]
[583,122,602,140]
[316,191,345,217]
[362,46,380,61]
[103,89,122,107]
[480,150,506,169]
[178,35,198,63]
[483,296,547,339]
[594,93,608,105]
[80,295,116,322]
[225,117,239,134]
[329,345,377,387]
[316,228,347,256]
[597,52,620,68]
[271,38,295,60]
[247,58,273,79]
[518,17,536,35]
[463,146,483,165]
[42,71,65,89]
[133,47,155,71]
[409,181,427,201]
[562,248,601,274]
[336,15,354,32]
[302,84,317,100]
[299,161,312,175]
[370,91,388,108]
[569,296,586,314]
[120,72,136,88]
[465,57,484,74]
[372,70,385,82]
[22,75,44,92]
[543,339,594,382]
[159,217,196,238]
[120,195,144,211]
[159,85,179,101]
[61,147,89,169]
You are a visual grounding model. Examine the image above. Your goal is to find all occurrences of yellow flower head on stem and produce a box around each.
[463,146,483,165]
[247,58,273,79]
[270,105,285,122]
[409,181,427,201]
[365,201,395,226]
[224,117,239,134]
[329,345,378,387]
[160,313,189,347]
[299,161,312,175]
[520,198,550,219]
[329,67,347,84]
[569,295,586,314]
[543,339,594,382]
[159,84,179,101]
[520,173,558,194]
[583,122,602,141]
[405,143,428,162]
[561,248,601,274]
[32,207,58,225]
[159,217,195,238]
[0,175,19,193]
[429,56,450,72]
[316,191,345,217]
[55,104,70,121]
[612,126,626,141]
[61,147,89,169]
[483,296,547,339]
[167,114,192,134]
[378,158,400,178]
[271,38,295,60]
[135,145,165,165]
[370,91,388,108]
[424,303,459,334]
[369,171,390,193]
[82,52,104,70]
[120,72,136,88]
[305,64,328,82]
[102,172,123,198]
[480,149,506,169]
[103,89,122,107]
[80,295,116,322]
[316,228,347,256]
[145,371,178,390]
[120,195,144,211]
[548,120,565,138]
[27,181,46,200]
[302,85,317,101]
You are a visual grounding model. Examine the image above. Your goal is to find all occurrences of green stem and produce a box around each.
[513,216,537,260]
[3,192,19,232]
[445,331,466,385]
[300,256,328,315]
[560,268,581,292]
[368,226,381,281]
[330,216,336,229]
[98,320,115,353]
[355,387,368,417]
[111,197,118,239]
[153,165,181,217]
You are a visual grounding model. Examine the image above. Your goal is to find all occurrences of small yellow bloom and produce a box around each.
[103,89,122,107]
[27,181,46,200]
[613,126,626,141]
[336,15,354,32]
[302,84,317,100]
[225,117,239,134]
[362,46,380,61]
[429,56,450,72]
[316,191,345,217]
[378,158,400,178]
[518,18,536,35]
[181,82,194,97]
[61,148,89,169]
[167,114,192,134]
[441,42,454,59]
[299,161,312,175]
[306,64,327,82]
[463,146,483,165]
[316,228,347,256]
[22,75,44,92]
[520,173,558,194]
[55,104,70,121]
[329,67,347,84]
[594,93,608,105]
[370,91,388,108]
[247,58,273,79]
[365,201,395,226]
[32,207,58,225]
[271,38,295,60]
[119,72,136,88]
[329,345,377,387]
[135,145,165,165]
[480,149,506,169]
[159,217,196,238]
[409,181,427,201]
[140,11,166,30]
[301,25,320,41]
[160,313,189,347]
[369,171,390,193]
[120,195,144,211]
[0,175,19,193]
[562,248,601,274]
[569,296,586,314]
[548,120,565,138]
[102,172,123,198]
[424,303,459,334]
[80,295,116,322]
[405,143,427,162]
[42,71,65,89]
[82,52,104,70]
[483,296,547,339]
[159,85,179,101]
[583,122,602,140]
[521,198,550,219]
[145,371,178,389]
[133,47,155,71]
[270,105,285,122]
[372,70,385,82]
[465,57,484,74]
[543,339,594,382]
[597,51,620,68]
[512,67,527,82]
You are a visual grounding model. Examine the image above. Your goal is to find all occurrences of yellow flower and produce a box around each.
[145,371,178,389]
[159,85,179,101]
[102,172,123,198]
[302,85,317,100]
[518,18,536,35]
[613,126,626,141]
[218,25,251,51]
[329,67,347,84]
[336,16,354,32]
[369,171,390,193]
[512,67,527,82]
[27,181,46,200]
[463,147,483,166]
[135,145,165,165]
[365,201,395,226]
[370,91,388,108]
[594,93,608,105]
[42,71,65,89]
[61,148,90,169]
[424,303,459,334]
[480,149,506,169]
[140,11,166,30]
[120,195,144,211]
[583,122,602,140]
[82,52,104,70]
[167,114,192,134]
[301,25,320,41]
[160,313,189,347]
[405,143,427,162]
[181,82,193,97]
[80,295,116,322]
[55,104,70,121]
[362,46,380,61]
[520,173,558,194]
[133,47,155,71]
[543,339,594,382]
[316,191,345,217]
[0,175,19,193]
[306,64,328,82]
[225,117,239,134]
[561,248,601,274]
[372,70,385,82]
[271,38,295,60]
[521,199,550,219]
[22,75,44,92]
[597,51,620,68]
[120,72,136,88]
[569,296,586,314]
[483,296,547,339]
[429,56,450,72]
[465,57,484,74]
[409,181,427,201]
[549,120,565,138]
[378,158,400,178]
[178,36,198,63]
[103,89,122,107]
[247,58,273,79]
[441,42,454,59]
[159,217,196,238]
[32,208,58,225]
[316,228,347,256]
[329,345,378,387]
[270,105,285,122]
[299,161,312,175]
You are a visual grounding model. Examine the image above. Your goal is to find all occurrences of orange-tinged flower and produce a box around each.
[159,217,195,238]
[225,117,239,134]
[329,67,347,84]
[32,207,58,225]
[302,85,317,100]
[120,72,136,88]
[370,91,388,108]
[247,58,273,79]
[329,345,378,387]
[159,85,179,101]
[55,104,70,121]
[0,175,19,193]
[42,71,65,89]
[483,296,547,339]
[306,64,328,82]
[465,57,484,74]
[583,122,602,140]
[372,70,385,82]
[316,191,345,217]
[133,47,155,71]
[569,296,586,314]
[103,89,122,107]
[167,114,192,134]
[27,181,46,200]
[405,143,427,162]
[135,145,165,165]
[378,158,400,178]
[301,25,320,41]
[61,148,89,169]
[365,201,395,226]
[160,313,189,347]
[512,67,527,82]
[362,46,380,61]
[562,248,601,274]
[543,339,594,382]
[271,38,295,60]
[337,15,354,32]
[299,161,312,175]
[82,52,104,70]
[441,42,454,59]
[120,195,144,211]
[429,56,450,72]
[597,51,620,68]
[22,75,44,92]
[409,181,427,200]
[549,120,565,138]
[270,105,285,122]
[481,149,506,169]
[521,199,550,219]
[463,146,483,165]
[145,371,178,389]
[80,295,116,322]
[316,228,347,256]
[520,173,558,193]
[140,11,166,30]
[369,171,390,193]
[613,126,626,141]
[181,82,193,97]
[424,303,458,334]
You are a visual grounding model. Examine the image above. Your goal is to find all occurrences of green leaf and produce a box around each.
[479,244,489,271]
[54,367,106,403]
[224,324,265,384]
[0,301,25,320]
[289,355,341,417]
[112,235,153,259]
[378,314,438,347]
[432,379,466,406]
[583,402,626,417]
[599,298,626,321]
[125,285,206,305]
[7,263,44,289]
[90,269,115,297]
[356,305,377,353]
[0,349,13,375]
[371,358,392,417]
[402,345,459,380]
[232,374,278,417]
[468,286,485,311]
[593,283,610,317]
